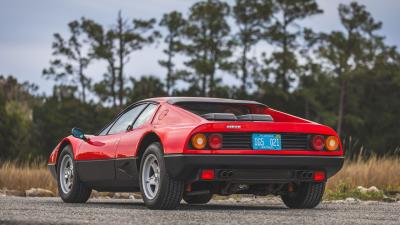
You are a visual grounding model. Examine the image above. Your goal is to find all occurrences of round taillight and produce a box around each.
[326,136,339,151]
[311,135,325,151]
[191,133,207,149]
[208,133,222,149]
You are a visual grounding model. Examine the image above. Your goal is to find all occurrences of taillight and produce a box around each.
[311,135,325,150]
[208,133,222,149]
[325,136,339,151]
[191,133,207,149]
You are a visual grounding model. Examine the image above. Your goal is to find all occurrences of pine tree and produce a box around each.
[43,20,92,103]
[83,12,160,106]
[264,0,322,91]
[232,0,274,97]
[317,2,383,136]
[159,11,187,95]
[184,0,233,97]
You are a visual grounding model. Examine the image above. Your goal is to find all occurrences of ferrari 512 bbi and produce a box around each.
[48,97,344,209]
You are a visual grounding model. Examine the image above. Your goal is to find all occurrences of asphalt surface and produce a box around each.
[1,196,399,225]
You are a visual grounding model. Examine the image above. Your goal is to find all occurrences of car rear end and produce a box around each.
[163,99,344,208]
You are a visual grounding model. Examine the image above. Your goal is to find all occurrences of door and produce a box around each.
[75,103,148,182]
[115,103,159,182]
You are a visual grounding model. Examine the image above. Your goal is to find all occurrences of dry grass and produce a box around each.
[1,156,399,195]
[327,156,400,192]
[0,160,57,193]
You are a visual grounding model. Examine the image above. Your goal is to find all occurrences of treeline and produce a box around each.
[1,0,400,160]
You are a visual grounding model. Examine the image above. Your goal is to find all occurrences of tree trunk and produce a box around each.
[201,74,207,97]
[280,13,289,92]
[109,62,117,107]
[166,49,173,96]
[117,11,125,106]
[79,63,86,103]
[336,79,347,137]
[201,49,208,97]
[304,98,309,119]
[240,44,249,96]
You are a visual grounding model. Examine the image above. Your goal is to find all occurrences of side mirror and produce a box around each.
[71,127,87,141]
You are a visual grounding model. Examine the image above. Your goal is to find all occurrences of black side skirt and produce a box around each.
[73,157,140,192]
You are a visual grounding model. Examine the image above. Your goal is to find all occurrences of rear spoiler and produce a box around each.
[201,113,273,122]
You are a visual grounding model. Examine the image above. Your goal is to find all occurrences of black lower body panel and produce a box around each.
[48,164,57,179]
[164,154,344,182]
[49,158,140,192]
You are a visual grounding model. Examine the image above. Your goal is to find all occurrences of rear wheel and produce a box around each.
[139,143,184,210]
[57,145,91,203]
[281,182,325,209]
[183,193,213,204]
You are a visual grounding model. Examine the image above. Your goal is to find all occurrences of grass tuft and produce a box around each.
[326,155,400,193]
[0,160,57,193]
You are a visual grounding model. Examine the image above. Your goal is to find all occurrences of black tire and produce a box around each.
[183,193,213,204]
[281,182,325,209]
[139,143,184,210]
[57,145,91,203]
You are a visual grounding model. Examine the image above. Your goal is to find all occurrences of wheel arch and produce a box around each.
[54,137,81,171]
[136,132,163,170]
[57,140,72,165]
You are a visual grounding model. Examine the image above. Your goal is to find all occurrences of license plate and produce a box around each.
[252,134,282,150]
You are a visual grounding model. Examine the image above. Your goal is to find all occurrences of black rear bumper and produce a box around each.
[164,154,344,182]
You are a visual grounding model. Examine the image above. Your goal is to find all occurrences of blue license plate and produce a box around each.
[252,134,282,150]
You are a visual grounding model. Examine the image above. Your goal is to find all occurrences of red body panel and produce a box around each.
[75,134,119,160]
[48,97,343,165]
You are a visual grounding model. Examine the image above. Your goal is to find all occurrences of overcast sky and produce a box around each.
[1,0,399,95]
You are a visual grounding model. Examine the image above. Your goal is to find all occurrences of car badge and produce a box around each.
[226,125,241,129]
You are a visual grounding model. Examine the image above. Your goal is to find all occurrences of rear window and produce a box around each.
[175,102,251,116]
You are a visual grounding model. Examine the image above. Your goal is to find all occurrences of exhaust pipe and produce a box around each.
[219,170,234,178]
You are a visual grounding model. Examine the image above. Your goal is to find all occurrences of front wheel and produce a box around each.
[57,145,91,203]
[281,182,325,209]
[139,143,184,210]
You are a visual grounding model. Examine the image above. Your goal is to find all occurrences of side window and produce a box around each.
[108,104,147,135]
[132,104,158,129]
[98,122,113,136]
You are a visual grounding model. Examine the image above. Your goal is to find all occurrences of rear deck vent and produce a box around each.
[201,113,237,121]
[237,114,273,122]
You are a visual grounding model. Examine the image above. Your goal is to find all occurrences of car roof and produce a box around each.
[140,97,267,107]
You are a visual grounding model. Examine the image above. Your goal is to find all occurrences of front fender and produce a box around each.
[48,136,83,165]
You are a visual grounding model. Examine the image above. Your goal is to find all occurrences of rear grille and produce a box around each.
[221,133,310,150]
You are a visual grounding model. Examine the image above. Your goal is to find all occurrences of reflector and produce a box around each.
[313,171,326,182]
[200,169,215,180]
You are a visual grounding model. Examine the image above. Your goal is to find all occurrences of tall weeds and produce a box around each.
[0,160,57,193]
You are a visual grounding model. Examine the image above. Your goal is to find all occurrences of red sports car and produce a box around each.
[48,97,344,209]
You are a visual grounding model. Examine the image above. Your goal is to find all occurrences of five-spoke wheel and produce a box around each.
[141,154,161,200]
[57,145,91,203]
[139,142,184,210]
[60,154,74,194]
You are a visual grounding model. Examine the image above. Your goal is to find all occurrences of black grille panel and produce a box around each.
[221,133,310,150]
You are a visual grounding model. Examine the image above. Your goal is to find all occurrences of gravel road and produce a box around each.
[1,196,399,225]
